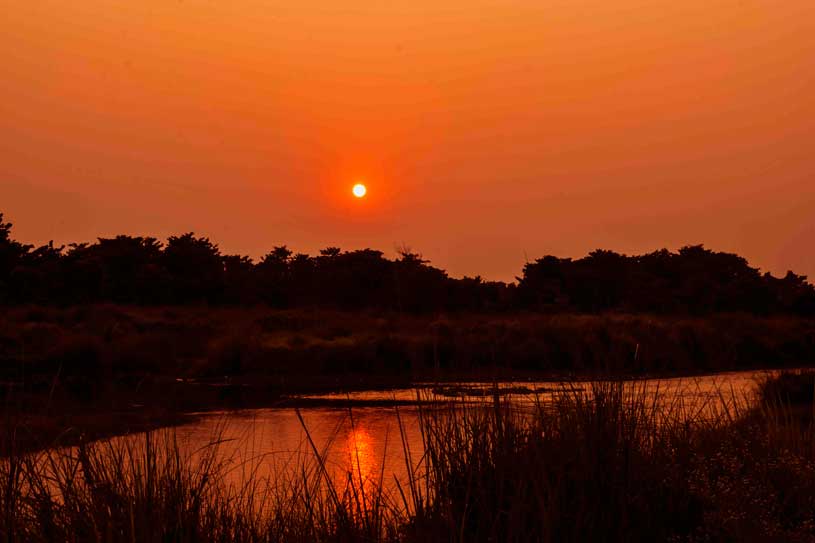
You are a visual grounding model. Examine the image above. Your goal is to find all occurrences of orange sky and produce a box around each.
[1,0,814,281]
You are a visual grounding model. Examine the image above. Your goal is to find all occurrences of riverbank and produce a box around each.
[3,305,813,384]
[0,369,771,456]
[3,372,814,542]
[2,305,814,452]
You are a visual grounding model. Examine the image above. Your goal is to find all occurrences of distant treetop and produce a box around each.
[0,212,812,314]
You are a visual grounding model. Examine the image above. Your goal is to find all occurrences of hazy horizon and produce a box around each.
[2,0,814,282]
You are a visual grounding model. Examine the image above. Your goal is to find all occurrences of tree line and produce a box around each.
[1,212,813,314]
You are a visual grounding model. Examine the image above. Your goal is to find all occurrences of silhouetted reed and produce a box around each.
[2,376,815,542]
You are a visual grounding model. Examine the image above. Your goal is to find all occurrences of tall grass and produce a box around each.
[0,425,412,542]
[2,375,815,542]
[412,383,700,541]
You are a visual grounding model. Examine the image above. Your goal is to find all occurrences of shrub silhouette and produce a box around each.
[1,210,813,314]
[517,245,815,315]
[0,213,31,302]
[162,233,224,303]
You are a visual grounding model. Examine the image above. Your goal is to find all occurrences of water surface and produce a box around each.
[165,370,772,495]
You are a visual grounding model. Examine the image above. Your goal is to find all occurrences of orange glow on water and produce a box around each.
[344,427,376,486]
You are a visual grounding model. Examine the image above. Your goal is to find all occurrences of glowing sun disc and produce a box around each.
[352,183,367,198]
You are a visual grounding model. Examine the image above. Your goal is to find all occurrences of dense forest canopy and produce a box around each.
[1,213,813,314]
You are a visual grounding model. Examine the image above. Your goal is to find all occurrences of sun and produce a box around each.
[352,183,367,198]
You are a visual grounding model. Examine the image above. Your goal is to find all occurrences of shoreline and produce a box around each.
[2,305,814,454]
[6,365,809,456]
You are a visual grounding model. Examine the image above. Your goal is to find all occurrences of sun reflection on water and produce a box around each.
[343,426,377,488]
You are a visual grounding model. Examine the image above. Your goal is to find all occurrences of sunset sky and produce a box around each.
[1,0,813,281]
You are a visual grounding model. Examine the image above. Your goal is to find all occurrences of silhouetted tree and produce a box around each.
[222,254,255,304]
[517,256,570,309]
[771,271,815,315]
[0,213,31,302]
[8,241,62,303]
[288,253,316,305]
[449,276,511,311]
[393,249,448,312]
[518,245,814,315]
[256,246,293,307]
[86,236,165,303]
[162,233,224,303]
[320,249,392,309]
[1,209,813,314]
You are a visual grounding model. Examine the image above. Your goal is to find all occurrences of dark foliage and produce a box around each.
[1,211,813,314]
[518,246,815,315]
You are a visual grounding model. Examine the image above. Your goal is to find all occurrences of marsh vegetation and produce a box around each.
[3,304,814,450]
[2,372,815,542]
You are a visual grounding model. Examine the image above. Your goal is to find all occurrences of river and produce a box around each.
[146,370,773,499]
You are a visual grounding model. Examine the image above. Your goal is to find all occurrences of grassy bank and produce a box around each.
[2,305,814,451]
[3,305,814,386]
[2,373,815,542]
